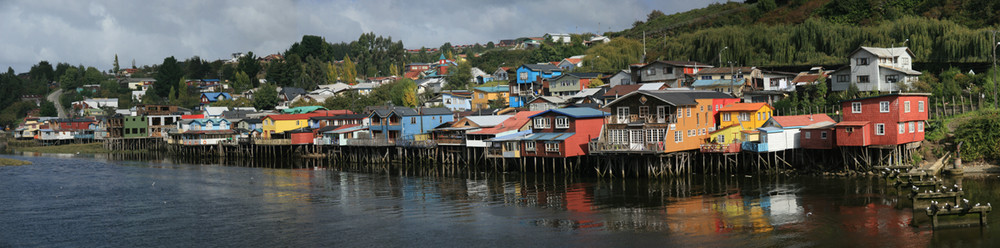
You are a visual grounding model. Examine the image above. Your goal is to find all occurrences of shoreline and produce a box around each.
[0,157,32,166]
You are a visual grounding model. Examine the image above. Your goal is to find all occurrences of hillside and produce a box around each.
[610,0,1000,68]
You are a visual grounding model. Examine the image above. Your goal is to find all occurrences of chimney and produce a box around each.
[808,115,813,121]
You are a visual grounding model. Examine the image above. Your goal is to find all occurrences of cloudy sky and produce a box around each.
[1,0,727,73]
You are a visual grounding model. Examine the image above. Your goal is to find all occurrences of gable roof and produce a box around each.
[768,114,836,128]
[879,65,921,76]
[201,92,232,102]
[603,84,643,97]
[530,107,608,119]
[418,107,453,116]
[203,106,230,116]
[459,115,514,128]
[531,95,567,104]
[281,106,328,114]
[718,102,770,112]
[692,78,746,87]
[697,67,756,75]
[279,87,306,100]
[520,63,562,73]
[851,46,915,59]
[606,90,737,107]
[469,111,541,135]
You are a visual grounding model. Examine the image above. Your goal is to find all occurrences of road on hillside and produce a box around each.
[46,88,67,118]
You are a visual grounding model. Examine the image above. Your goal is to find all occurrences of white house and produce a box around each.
[830,46,921,92]
[543,33,571,44]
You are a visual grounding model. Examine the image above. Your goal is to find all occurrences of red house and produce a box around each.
[52,118,97,131]
[835,93,930,147]
[520,107,608,158]
[799,122,837,149]
[289,129,315,144]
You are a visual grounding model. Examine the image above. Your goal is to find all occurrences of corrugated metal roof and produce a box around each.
[521,132,575,141]
[530,107,608,119]
[463,115,514,127]
[487,130,532,141]
[692,78,746,87]
[719,102,769,112]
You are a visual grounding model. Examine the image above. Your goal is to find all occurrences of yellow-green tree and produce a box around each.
[342,56,357,84]
[580,37,643,73]
[326,62,339,83]
[588,78,605,88]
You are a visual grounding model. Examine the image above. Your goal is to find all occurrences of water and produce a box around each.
[1,153,999,247]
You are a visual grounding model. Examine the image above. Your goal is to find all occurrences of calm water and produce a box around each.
[1,153,999,247]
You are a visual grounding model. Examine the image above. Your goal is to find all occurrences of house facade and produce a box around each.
[511,64,563,108]
[835,93,930,147]
[591,90,737,154]
[636,61,713,88]
[471,86,509,111]
[441,91,473,111]
[519,108,607,158]
[830,47,921,92]
[548,73,602,97]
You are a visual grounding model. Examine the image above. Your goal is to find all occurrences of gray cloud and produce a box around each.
[0,0,726,73]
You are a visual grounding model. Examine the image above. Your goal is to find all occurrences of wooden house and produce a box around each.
[477,111,542,156]
[835,93,930,147]
[511,64,563,108]
[800,122,837,149]
[519,107,608,158]
[636,60,713,87]
[471,86,509,111]
[590,90,737,154]
[430,115,512,146]
[742,114,835,153]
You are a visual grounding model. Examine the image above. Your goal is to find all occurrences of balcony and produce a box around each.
[346,138,396,147]
[699,143,741,153]
[741,142,768,153]
[588,140,665,154]
[605,114,676,125]
[434,137,465,145]
[253,138,292,146]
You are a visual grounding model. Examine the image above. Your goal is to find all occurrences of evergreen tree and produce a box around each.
[113,54,120,74]
[154,56,182,99]
[253,83,279,110]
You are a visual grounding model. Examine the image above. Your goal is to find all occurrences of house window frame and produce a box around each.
[880,101,890,113]
[718,134,726,143]
[524,141,535,152]
[533,117,550,129]
[851,102,862,113]
[722,113,731,122]
[904,101,910,113]
[898,123,905,134]
[886,75,900,84]
[858,75,870,83]
[857,58,869,65]
[674,131,682,143]
[647,68,656,76]
[909,122,915,133]
[875,123,885,135]
[837,75,849,83]
[918,101,925,112]
[638,106,649,119]
[545,142,560,152]
[555,117,570,129]
[738,112,750,121]
[617,107,629,123]
[845,127,854,133]
[918,121,924,132]
[821,131,828,139]
[804,132,811,139]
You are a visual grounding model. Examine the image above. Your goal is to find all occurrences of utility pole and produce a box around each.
[719,46,728,68]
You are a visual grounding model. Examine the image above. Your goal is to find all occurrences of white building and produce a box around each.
[830,46,921,92]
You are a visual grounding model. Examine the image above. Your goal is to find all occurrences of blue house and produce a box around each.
[441,90,473,111]
[200,92,232,105]
[510,64,563,108]
[368,107,454,141]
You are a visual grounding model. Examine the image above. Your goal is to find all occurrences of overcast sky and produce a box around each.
[0,0,728,73]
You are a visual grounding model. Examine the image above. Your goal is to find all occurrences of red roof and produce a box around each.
[836,121,870,126]
[770,114,835,127]
[563,58,582,65]
[469,111,542,135]
[404,71,420,79]
[181,114,204,120]
[719,102,770,112]
[182,130,234,134]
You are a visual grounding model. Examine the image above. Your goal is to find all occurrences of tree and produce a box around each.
[39,100,56,117]
[82,67,104,86]
[154,56,183,99]
[237,52,261,87]
[342,55,357,84]
[588,78,605,88]
[445,62,472,90]
[253,83,279,110]
[290,98,322,108]
[59,67,80,90]
[113,54,120,74]
[580,37,644,73]
[232,71,251,94]
[326,62,340,83]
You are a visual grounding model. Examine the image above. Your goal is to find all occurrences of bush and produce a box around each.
[953,110,1000,161]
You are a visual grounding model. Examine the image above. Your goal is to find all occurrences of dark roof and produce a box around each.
[838,92,932,103]
[530,107,609,119]
[603,84,643,97]
[221,110,255,119]
[469,108,501,116]
[642,60,713,69]
[419,107,453,116]
[280,87,307,100]
[521,64,562,73]
[53,118,96,123]
[552,72,603,81]
[315,125,341,133]
[607,90,735,107]
[697,67,755,75]
[240,118,263,124]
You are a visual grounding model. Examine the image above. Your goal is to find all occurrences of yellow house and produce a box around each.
[717,102,773,131]
[471,86,510,111]
[261,113,317,138]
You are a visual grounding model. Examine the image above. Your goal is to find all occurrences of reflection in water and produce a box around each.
[2,153,998,247]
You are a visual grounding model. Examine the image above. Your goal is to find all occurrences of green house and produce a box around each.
[123,115,149,138]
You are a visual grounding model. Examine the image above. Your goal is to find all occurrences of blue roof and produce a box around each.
[474,86,509,93]
[203,79,220,82]
[520,132,574,141]
[758,127,783,133]
[201,92,232,102]
[530,107,609,119]
[692,78,746,87]
[487,130,532,142]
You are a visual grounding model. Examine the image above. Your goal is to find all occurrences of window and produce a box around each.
[879,101,890,113]
[647,68,656,76]
[411,117,416,124]
[617,107,629,123]
[858,75,870,83]
[804,132,811,139]
[700,128,705,135]
[918,101,925,112]
[686,108,691,117]
[666,67,674,74]
[886,75,899,83]
[904,101,910,113]
[852,102,862,113]
[645,129,665,143]
[846,127,854,133]
[638,106,649,118]
[918,121,924,132]
[688,130,695,137]
[519,72,528,80]
[545,143,559,152]
[757,112,762,121]
[739,113,750,121]
[857,58,869,65]
[555,117,569,129]
[631,130,644,144]
[821,131,828,139]
[674,131,682,143]
[701,75,712,80]
[898,123,905,134]
[875,123,885,135]
[677,109,683,118]
[837,75,849,83]
[722,113,731,122]
[909,122,915,133]
[525,141,535,152]
[533,117,550,129]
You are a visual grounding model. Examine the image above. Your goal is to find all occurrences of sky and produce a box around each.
[0,0,728,73]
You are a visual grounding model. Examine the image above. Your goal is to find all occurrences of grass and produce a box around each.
[0,157,32,166]
[14,142,135,154]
